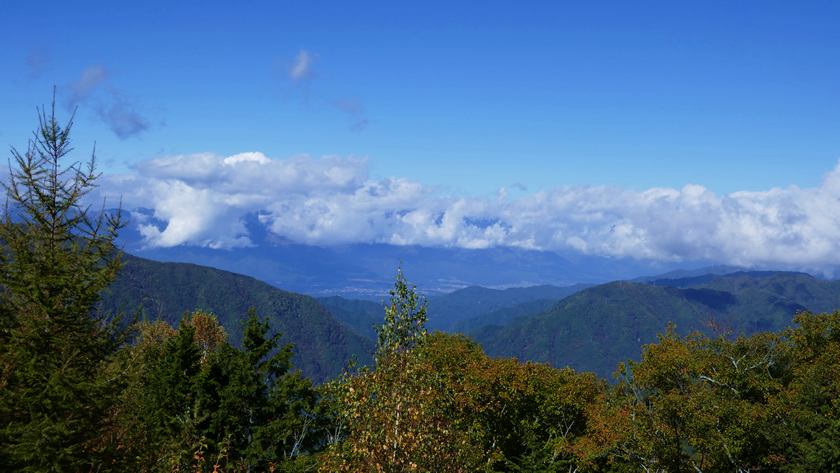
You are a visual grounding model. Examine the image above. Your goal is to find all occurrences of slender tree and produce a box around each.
[0,93,130,472]
[321,267,496,472]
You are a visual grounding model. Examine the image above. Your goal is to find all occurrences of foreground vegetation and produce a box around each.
[2,99,840,472]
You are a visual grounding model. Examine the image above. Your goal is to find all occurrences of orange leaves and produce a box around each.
[180,309,227,364]
[322,309,840,471]
[134,310,227,366]
[321,344,492,472]
[136,319,177,349]
[324,330,610,471]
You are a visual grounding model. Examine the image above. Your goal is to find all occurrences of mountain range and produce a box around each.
[102,219,840,383]
[322,271,840,379]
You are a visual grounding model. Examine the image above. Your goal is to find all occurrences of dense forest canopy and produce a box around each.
[2,99,840,472]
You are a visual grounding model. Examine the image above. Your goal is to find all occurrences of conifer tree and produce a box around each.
[127,310,323,472]
[0,94,130,471]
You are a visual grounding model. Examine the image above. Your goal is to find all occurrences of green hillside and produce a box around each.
[425,283,594,331]
[698,272,840,313]
[317,296,383,339]
[472,282,712,377]
[317,283,594,334]
[472,273,833,378]
[450,298,559,333]
[101,253,375,383]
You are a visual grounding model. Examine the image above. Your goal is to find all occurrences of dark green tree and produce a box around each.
[204,310,323,471]
[773,310,840,471]
[0,95,130,471]
[130,310,323,472]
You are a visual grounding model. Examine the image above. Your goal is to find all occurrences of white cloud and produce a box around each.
[94,152,840,273]
[289,49,317,83]
[99,152,369,249]
[223,152,270,166]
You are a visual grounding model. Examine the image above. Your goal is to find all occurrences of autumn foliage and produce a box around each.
[4,95,840,472]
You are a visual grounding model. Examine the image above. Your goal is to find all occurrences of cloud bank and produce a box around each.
[95,152,840,273]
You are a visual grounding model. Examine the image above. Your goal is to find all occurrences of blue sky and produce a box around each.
[2,1,840,270]
[4,1,838,195]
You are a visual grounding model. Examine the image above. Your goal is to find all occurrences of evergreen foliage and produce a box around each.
[0,95,130,472]
[122,310,324,471]
[100,252,376,383]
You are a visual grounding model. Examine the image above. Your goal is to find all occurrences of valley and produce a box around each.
[104,250,840,382]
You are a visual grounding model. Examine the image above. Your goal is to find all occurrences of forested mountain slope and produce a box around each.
[101,253,375,383]
[425,283,595,331]
[317,283,595,335]
[450,299,560,334]
[316,296,383,339]
[472,272,836,378]
[698,271,840,313]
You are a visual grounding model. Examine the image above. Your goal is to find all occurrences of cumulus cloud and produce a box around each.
[99,152,369,249]
[93,152,840,273]
[65,64,151,139]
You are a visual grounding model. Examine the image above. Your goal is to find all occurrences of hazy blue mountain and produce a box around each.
[101,252,375,383]
[630,265,745,283]
[697,272,840,315]
[113,210,718,299]
[319,284,596,335]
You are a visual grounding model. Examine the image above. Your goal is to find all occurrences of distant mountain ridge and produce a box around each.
[101,224,840,385]
[316,296,383,340]
[450,299,560,334]
[424,284,596,331]
[639,270,812,289]
[112,209,724,298]
[630,265,745,283]
[470,271,840,379]
[317,283,596,336]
